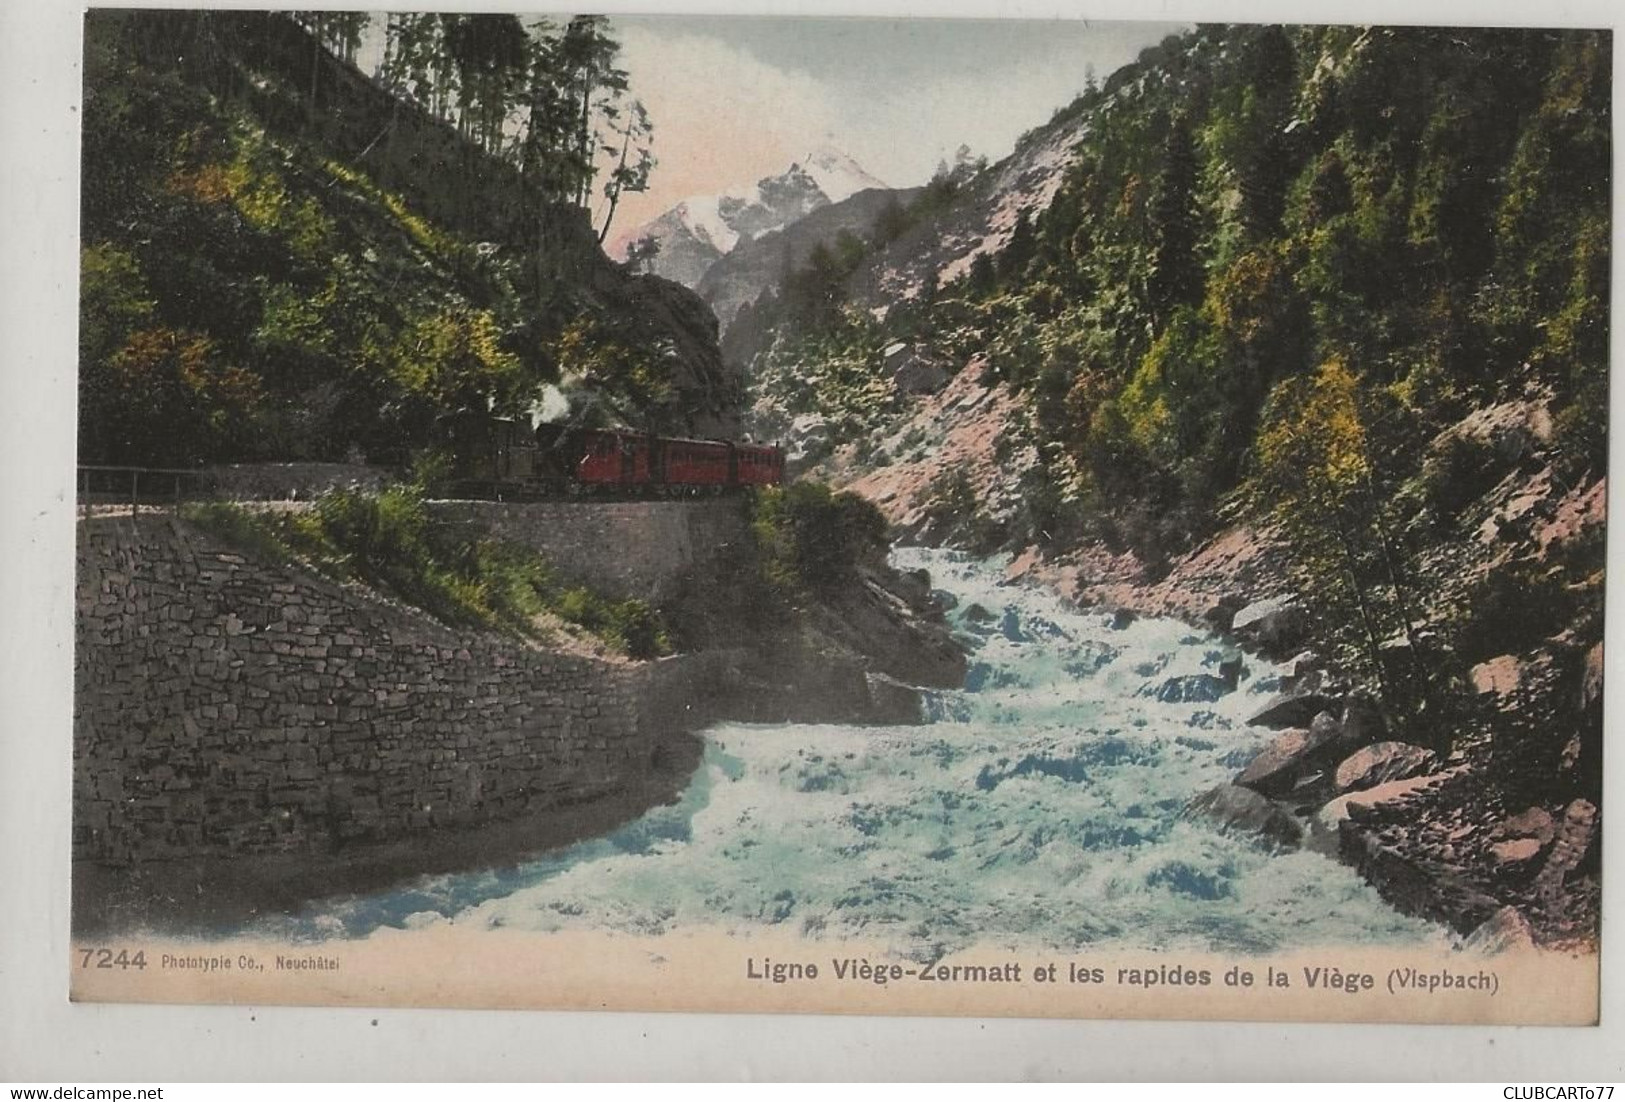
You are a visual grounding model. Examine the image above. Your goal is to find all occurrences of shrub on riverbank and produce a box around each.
[182,490,671,659]
[749,481,887,594]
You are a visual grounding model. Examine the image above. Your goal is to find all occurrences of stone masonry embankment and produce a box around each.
[430,499,750,604]
[75,513,711,866]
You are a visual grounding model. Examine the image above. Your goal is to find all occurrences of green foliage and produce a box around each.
[1552,382,1608,482]
[1447,559,1569,667]
[188,490,671,658]
[551,314,677,429]
[179,501,297,565]
[964,252,999,299]
[1147,117,1204,316]
[1253,359,1373,528]
[748,313,900,451]
[79,243,156,369]
[78,12,684,469]
[85,326,264,465]
[750,482,888,594]
[1417,431,1504,521]
[552,586,671,660]
[387,307,525,438]
[744,25,1606,588]
[918,468,1007,555]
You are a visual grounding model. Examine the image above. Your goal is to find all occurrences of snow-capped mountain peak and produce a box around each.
[673,195,739,255]
[613,149,889,288]
[798,147,889,204]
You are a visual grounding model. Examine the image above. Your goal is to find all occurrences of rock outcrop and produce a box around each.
[1229,596,1309,658]
[1461,906,1537,954]
[1183,785,1304,851]
[1333,742,1438,793]
[1235,725,1338,798]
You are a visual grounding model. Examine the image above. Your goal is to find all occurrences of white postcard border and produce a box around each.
[3,0,1622,1081]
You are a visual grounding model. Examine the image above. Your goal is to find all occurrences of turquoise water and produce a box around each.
[262,548,1443,954]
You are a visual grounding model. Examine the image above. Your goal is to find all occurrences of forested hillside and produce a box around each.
[745,24,1609,937]
[79,10,739,469]
[755,24,1606,670]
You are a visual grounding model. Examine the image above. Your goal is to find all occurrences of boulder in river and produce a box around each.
[1230,596,1308,657]
[1183,785,1303,851]
[1247,690,1341,729]
[1234,719,1343,797]
[1333,741,1437,793]
[1151,673,1232,704]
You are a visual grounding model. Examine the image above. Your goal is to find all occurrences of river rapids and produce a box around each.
[265,547,1443,954]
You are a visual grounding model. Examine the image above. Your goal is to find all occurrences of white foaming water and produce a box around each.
[264,548,1443,953]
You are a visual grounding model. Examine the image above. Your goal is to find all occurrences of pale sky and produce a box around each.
[606,16,1186,233]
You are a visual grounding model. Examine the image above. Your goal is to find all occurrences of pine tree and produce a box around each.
[440,15,528,154]
[1147,117,1203,319]
[1236,26,1300,239]
[998,210,1038,286]
[597,99,653,243]
[966,252,998,298]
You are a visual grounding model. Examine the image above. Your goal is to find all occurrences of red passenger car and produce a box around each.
[662,438,732,488]
[733,442,784,486]
[444,416,784,497]
[573,429,653,489]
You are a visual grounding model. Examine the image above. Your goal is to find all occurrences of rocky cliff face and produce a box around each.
[843,113,1090,311]
[840,355,1031,541]
[610,271,744,438]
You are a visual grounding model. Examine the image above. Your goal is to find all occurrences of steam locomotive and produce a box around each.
[442,414,785,497]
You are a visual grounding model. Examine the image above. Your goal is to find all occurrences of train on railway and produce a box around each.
[442,414,785,497]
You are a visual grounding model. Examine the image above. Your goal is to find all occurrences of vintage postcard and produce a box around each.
[70,9,1607,1025]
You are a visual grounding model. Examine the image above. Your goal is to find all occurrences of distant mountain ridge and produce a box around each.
[612,148,889,289]
[703,184,924,341]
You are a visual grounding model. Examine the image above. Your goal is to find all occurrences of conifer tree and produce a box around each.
[1147,116,1203,320]
[998,210,1038,286]
[966,252,998,298]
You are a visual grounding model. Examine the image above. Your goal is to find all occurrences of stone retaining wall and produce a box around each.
[430,499,751,604]
[74,514,706,866]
